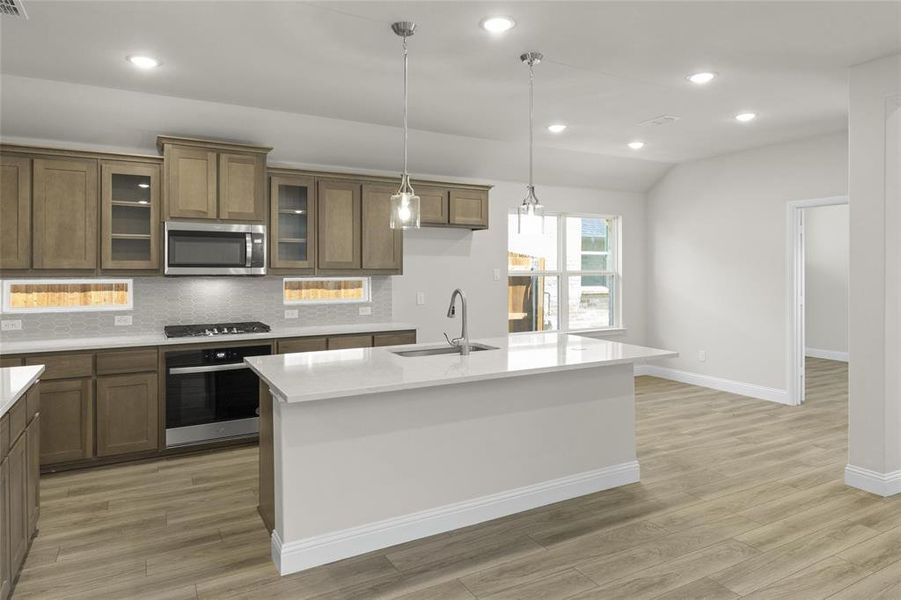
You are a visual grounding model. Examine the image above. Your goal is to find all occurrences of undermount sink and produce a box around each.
[392,344,498,358]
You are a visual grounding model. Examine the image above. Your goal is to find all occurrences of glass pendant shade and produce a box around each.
[390,190,421,229]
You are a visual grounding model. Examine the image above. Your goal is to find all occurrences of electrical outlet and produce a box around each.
[359,306,372,316]
[1,320,22,331]
[698,350,707,362]
[416,292,425,306]
[493,268,501,281]
[114,315,133,327]
[284,309,299,319]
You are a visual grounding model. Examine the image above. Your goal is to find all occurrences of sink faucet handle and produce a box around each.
[444,332,460,348]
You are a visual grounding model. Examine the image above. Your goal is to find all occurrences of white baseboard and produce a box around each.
[806,348,849,362]
[844,464,901,497]
[634,364,789,405]
[271,460,640,575]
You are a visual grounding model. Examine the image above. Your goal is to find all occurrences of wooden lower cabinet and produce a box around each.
[0,382,43,600]
[373,331,417,347]
[6,435,27,578]
[40,378,93,465]
[26,415,40,533]
[0,457,9,600]
[96,372,158,457]
[276,337,327,354]
[327,334,373,350]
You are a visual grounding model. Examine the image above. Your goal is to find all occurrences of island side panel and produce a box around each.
[272,363,638,574]
[258,381,274,533]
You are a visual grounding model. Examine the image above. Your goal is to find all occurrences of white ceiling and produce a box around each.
[0,1,898,171]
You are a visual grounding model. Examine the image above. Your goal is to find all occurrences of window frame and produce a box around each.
[507,211,622,334]
[0,278,134,314]
[282,277,372,305]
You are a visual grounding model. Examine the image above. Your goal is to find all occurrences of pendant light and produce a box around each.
[518,51,545,234]
[389,21,421,229]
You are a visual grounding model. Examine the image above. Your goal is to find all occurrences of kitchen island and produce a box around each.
[245,332,675,575]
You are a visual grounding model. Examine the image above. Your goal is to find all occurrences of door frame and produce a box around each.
[786,195,849,406]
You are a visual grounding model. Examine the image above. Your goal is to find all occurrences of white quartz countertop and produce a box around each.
[246,332,677,404]
[0,322,417,355]
[0,365,43,419]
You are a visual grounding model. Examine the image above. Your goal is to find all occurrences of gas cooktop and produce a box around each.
[164,321,271,338]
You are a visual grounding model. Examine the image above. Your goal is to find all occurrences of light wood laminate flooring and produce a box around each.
[17,358,901,599]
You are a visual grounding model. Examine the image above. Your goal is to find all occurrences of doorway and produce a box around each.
[787,196,849,406]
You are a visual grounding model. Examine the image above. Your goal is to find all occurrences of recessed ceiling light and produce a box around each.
[628,141,645,150]
[735,112,757,122]
[547,124,567,133]
[688,72,717,85]
[127,55,160,69]
[480,16,515,33]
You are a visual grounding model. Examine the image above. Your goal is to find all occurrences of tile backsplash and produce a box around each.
[0,276,393,340]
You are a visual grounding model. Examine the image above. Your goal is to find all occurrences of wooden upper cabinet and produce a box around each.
[417,186,449,226]
[270,175,316,270]
[159,137,271,223]
[163,145,217,220]
[32,157,98,269]
[449,188,489,229]
[361,184,403,272]
[219,153,266,222]
[0,156,31,269]
[318,179,361,270]
[101,161,160,270]
[96,372,158,457]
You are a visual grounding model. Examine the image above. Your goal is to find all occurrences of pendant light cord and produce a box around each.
[528,59,534,192]
[400,34,412,193]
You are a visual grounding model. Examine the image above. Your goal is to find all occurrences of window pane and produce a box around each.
[508,214,558,272]
[508,275,559,332]
[566,217,611,271]
[567,275,614,330]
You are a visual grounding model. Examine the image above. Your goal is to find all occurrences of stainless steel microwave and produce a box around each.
[164,222,266,276]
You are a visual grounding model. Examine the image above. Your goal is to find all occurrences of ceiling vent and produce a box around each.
[0,0,27,18]
[638,115,680,127]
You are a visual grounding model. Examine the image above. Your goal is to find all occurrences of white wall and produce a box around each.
[846,53,901,491]
[804,204,849,358]
[646,132,848,393]
[394,181,647,344]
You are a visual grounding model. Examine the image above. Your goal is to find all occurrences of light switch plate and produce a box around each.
[698,350,707,362]
[114,315,133,327]
[1,320,22,331]
[416,292,426,306]
[284,309,299,319]
[493,268,501,281]
[359,306,372,316]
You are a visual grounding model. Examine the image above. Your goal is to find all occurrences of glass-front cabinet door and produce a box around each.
[101,161,160,270]
[270,175,316,270]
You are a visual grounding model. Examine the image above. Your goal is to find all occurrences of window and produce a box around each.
[283,277,371,305]
[1,279,133,313]
[507,214,619,333]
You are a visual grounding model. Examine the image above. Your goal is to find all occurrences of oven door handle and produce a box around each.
[168,363,250,375]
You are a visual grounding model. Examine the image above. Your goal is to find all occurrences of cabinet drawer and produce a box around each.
[277,337,328,355]
[8,396,26,446]
[373,331,417,347]
[25,353,93,380]
[96,348,158,375]
[327,335,373,350]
